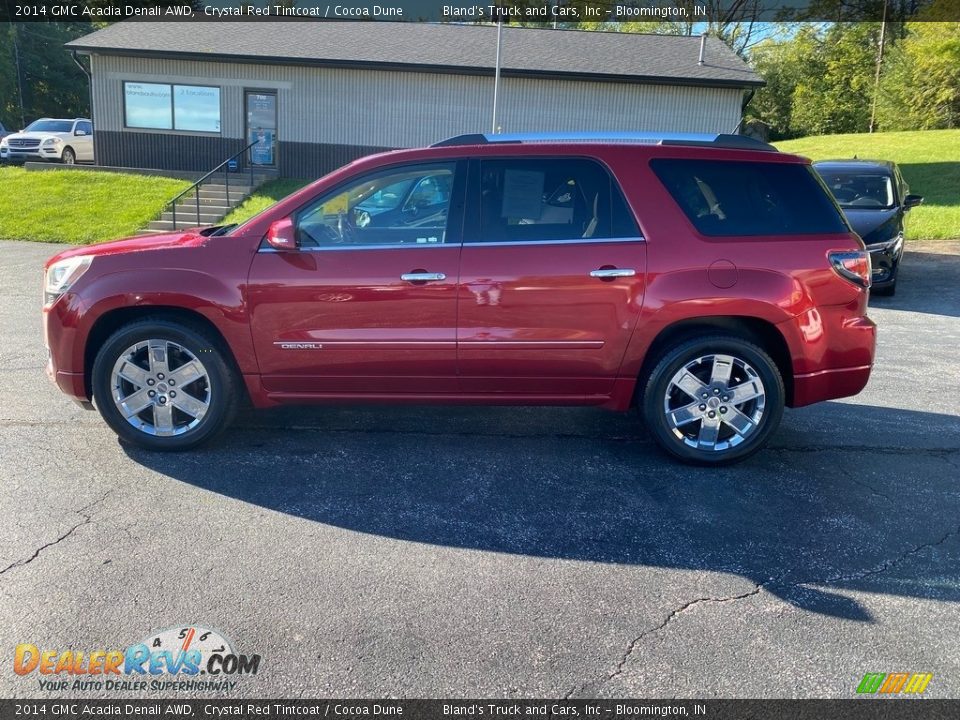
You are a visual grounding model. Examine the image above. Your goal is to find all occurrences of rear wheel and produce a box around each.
[641,335,784,465]
[92,319,239,450]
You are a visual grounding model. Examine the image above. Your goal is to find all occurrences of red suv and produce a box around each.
[43,133,876,464]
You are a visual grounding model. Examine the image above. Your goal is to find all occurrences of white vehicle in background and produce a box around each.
[0,118,94,164]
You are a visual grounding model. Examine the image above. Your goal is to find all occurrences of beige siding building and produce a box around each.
[68,22,762,179]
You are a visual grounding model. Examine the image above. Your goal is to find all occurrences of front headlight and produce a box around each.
[0,138,7,148]
[42,138,62,147]
[44,256,92,306]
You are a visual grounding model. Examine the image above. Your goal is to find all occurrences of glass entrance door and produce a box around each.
[246,90,277,168]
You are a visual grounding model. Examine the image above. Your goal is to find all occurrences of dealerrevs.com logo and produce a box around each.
[14,626,261,693]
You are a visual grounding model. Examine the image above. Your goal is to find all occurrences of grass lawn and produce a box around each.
[776,129,960,241]
[222,178,311,226]
[0,166,190,245]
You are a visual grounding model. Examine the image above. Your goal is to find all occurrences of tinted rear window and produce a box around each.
[651,159,848,237]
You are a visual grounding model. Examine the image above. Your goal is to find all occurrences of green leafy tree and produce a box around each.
[789,23,881,136]
[747,24,820,138]
[747,23,883,138]
[0,22,95,130]
[875,22,960,130]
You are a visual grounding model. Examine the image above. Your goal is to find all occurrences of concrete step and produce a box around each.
[171,204,231,217]
[147,219,208,231]
[161,210,226,223]
[174,195,236,208]
[200,183,254,193]
[184,188,250,202]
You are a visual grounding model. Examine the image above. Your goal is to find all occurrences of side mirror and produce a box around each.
[266,218,298,252]
[75,130,87,136]
[904,194,923,210]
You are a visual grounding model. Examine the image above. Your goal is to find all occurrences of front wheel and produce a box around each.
[92,319,240,451]
[641,335,785,465]
[61,147,76,165]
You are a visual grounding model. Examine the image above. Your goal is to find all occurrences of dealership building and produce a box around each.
[66,21,762,179]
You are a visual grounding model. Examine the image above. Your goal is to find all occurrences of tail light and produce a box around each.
[828,250,872,289]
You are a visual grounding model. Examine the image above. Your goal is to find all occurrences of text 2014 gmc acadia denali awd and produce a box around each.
[42,133,876,464]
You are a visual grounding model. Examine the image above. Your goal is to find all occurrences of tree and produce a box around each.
[789,23,881,136]
[747,24,819,138]
[875,22,960,130]
[0,23,94,130]
[745,23,883,138]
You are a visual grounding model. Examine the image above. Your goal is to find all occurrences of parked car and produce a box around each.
[42,132,876,465]
[814,159,922,296]
[0,118,94,165]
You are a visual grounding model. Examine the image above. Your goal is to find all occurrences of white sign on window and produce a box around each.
[124,82,172,130]
[174,85,221,133]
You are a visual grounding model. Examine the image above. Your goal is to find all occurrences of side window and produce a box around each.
[76,121,92,135]
[473,158,639,243]
[296,163,457,248]
[651,159,848,237]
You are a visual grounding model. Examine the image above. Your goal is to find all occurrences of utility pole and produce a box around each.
[491,17,503,134]
[869,1,888,134]
[10,22,26,129]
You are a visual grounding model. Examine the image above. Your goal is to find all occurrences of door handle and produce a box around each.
[401,272,446,282]
[589,268,636,278]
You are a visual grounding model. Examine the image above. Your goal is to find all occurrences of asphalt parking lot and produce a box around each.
[1,239,959,699]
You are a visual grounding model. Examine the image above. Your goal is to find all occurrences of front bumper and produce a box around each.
[43,294,90,405]
[45,354,92,408]
[867,236,904,286]
[1,146,62,161]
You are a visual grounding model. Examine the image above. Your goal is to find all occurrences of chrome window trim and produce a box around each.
[258,242,458,253]
[257,236,645,253]
[462,236,644,248]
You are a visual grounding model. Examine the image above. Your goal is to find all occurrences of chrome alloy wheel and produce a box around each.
[110,339,211,437]
[663,354,766,452]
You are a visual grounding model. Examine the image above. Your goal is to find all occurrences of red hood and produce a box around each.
[45,230,210,268]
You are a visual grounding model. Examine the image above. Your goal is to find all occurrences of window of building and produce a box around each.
[471,158,639,243]
[173,85,221,132]
[296,163,458,248]
[651,159,848,237]
[124,82,221,133]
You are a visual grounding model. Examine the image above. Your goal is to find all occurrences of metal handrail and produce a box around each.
[169,140,260,230]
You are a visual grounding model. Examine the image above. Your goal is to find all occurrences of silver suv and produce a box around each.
[0,118,94,164]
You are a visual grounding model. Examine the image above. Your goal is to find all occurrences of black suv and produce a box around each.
[814,159,922,295]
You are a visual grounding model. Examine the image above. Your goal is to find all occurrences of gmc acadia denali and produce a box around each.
[43,133,876,464]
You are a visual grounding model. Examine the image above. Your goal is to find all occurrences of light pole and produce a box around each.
[869,0,888,134]
[491,18,503,134]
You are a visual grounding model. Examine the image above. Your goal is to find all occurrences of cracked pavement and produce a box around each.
[1,240,959,698]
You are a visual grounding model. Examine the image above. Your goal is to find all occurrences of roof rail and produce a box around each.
[432,132,777,152]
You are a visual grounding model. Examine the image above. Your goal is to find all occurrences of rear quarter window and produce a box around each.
[651,159,849,237]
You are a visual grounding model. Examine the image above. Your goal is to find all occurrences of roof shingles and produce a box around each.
[67,21,761,88]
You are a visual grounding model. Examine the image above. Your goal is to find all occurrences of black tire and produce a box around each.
[92,319,240,451]
[641,334,785,465]
[61,147,76,165]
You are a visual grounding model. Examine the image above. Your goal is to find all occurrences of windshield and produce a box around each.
[816,169,895,209]
[25,120,74,133]
[357,178,415,212]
